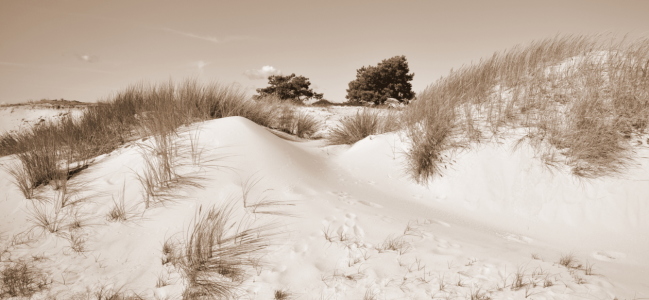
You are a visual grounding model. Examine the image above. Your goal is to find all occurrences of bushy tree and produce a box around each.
[255,73,323,102]
[346,56,415,105]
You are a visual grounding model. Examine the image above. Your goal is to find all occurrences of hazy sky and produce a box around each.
[2,0,649,104]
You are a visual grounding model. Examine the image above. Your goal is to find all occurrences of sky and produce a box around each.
[2,0,649,104]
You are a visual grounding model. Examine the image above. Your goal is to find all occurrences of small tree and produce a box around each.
[255,73,323,102]
[346,56,415,105]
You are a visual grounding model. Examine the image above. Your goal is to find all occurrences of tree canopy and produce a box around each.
[255,73,323,102]
[346,56,415,105]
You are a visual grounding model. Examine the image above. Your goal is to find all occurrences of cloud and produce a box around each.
[162,27,254,44]
[0,61,30,67]
[196,61,209,70]
[163,28,220,43]
[244,66,282,80]
[1,60,113,74]
[75,54,99,63]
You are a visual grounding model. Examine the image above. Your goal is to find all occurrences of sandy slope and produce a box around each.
[0,115,647,299]
[0,105,86,134]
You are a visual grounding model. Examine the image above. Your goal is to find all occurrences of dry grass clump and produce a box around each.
[28,200,65,234]
[253,96,321,138]
[91,285,144,300]
[328,108,402,145]
[0,261,49,298]
[274,289,292,300]
[175,202,276,300]
[376,235,410,255]
[405,95,460,182]
[405,34,649,181]
[107,183,129,222]
[558,253,579,269]
[291,111,321,138]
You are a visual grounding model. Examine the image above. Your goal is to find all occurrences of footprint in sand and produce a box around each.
[359,200,383,208]
[498,233,533,244]
[272,264,287,273]
[337,224,349,237]
[592,251,626,261]
[377,214,397,223]
[353,225,365,237]
[436,220,451,227]
[332,191,383,208]
[322,216,338,226]
[292,241,309,254]
[332,191,359,205]
[425,219,451,227]
[433,245,462,255]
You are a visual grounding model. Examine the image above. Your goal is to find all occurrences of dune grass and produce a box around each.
[1,80,311,199]
[175,202,276,300]
[405,34,649,181]
[0,261,49,298]
[292,111,321,138]
[328,108,402,145]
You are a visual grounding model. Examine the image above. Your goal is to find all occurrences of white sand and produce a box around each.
[0,105,85,135]
[0,109,647,299]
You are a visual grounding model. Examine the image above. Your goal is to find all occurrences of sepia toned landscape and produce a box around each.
[1,1,648,300]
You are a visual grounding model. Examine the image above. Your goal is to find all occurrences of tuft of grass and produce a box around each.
[176,202,278,300]
[292,111,321,138]
[0,261,49,298]
[161,237,177,265]
[583,261,595,275]
[92,284,144,300]
[6,161,34,199]
[107,194,128,222]
[363,288,379,300]
[274,289,292,300]
[469,287,491,300]
[135,132,204,208]
[328,108,401,145]
[156,272,171,288]
[558,253,578,269]
[376,235,410,255]
[28,199,65,234]
[66,232,87,254]
[511,266,526,290]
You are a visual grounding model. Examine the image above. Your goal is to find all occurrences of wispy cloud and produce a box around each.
[196,61,209,70]
[163,28,220,43]
[194,60,211,75]
[75,53,99,63]
[0,61,30,68]
[162,27,254,44]
[0,61,114,74]
[244,66,282,80]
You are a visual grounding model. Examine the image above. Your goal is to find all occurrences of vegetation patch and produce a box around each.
[174,202,277,300]
[0,261,49,298]
[405,35,649,181]
[328,108,401,145]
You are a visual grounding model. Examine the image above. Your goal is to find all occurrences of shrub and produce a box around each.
[346,56,415,105]
[255,74,323,102]
[311,99,334,106]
